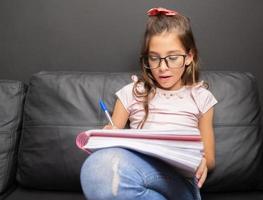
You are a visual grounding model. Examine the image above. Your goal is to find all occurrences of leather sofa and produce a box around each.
[0,70,262,200]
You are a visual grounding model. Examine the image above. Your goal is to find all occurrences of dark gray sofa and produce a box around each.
[0,70,263,200]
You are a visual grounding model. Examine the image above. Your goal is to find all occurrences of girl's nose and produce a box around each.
[159,59,169,71]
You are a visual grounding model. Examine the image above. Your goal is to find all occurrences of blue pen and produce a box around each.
[99,99,114,126]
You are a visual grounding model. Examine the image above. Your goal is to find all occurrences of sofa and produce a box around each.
[0,70,262,200]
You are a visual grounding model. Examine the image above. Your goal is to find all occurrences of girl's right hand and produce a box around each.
[103,124,118,129]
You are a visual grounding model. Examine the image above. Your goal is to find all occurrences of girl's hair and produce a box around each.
[133,10,200,129]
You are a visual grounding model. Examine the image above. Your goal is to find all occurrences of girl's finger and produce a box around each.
[195,158,206,179]
[103,124,118,129]
[197,166,207,188]
[103,125,113,129]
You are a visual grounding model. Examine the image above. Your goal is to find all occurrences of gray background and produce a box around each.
[0,0,263,109]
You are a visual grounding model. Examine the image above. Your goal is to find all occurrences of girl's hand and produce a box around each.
[103,124,118,129]
[195,157,208,188]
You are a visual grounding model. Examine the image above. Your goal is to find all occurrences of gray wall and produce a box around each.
[1,0,263,106]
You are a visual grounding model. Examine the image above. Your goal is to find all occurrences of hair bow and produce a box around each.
[147,7,178,16]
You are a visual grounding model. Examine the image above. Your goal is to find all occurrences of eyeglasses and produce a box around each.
[141,54,187,69]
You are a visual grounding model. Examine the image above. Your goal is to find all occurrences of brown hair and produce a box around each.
[134,12,200,128]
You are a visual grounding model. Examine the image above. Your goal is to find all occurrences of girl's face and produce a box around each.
[148,31,193,90]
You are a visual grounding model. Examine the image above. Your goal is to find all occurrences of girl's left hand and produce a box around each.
[195,157,208,188]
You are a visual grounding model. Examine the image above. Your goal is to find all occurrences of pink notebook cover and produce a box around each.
[76,129,201,153]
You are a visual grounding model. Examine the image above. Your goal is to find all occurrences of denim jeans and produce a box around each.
[80,147,201,200]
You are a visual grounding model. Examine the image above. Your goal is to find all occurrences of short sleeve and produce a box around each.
[115,82,134,114]
[191,82,218,115]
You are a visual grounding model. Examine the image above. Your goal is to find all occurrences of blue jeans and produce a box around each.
[80,148,201,200]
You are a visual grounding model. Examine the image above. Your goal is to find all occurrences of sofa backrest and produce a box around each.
[16,71,134,191]
[0,80,26,194]
[200,71,262,191]
[16,71,262,192]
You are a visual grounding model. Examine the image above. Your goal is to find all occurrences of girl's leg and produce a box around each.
[80,148,200,200]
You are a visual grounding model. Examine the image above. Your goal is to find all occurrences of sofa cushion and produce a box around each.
[199,71,262,191]
[3,187,263,200]
[16,71,133,191]
[16,71,262,192]
[0,80,26,194]
[2,187,85,200]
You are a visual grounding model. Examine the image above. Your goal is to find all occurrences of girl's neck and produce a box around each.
[156,85,185,93]
[155,82,184,91]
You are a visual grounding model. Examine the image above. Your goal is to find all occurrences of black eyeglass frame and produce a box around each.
[141,54,188,69]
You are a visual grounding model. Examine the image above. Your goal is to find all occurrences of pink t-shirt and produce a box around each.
[116,78,218,131]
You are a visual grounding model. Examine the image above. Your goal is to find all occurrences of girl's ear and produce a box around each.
[185,50,194,66]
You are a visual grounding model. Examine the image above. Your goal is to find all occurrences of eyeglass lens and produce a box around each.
[146,55,186,69]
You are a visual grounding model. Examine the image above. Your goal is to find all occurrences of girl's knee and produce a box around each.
[80,148,133,199]
[81,148,129,173]
[80,148,123,184]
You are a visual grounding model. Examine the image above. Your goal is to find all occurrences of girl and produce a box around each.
[80,7,217,200]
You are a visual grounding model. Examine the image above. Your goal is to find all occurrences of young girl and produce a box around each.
[80,7,217,200]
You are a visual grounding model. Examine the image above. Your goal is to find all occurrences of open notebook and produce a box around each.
[76,129,203,177]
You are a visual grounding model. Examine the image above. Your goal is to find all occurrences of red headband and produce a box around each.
[147,7,178,16]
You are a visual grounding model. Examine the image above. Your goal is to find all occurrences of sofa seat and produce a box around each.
[2,187,85,200]
[3,187,263,200]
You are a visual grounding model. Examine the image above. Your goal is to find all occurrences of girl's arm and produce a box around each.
[104,99,129,129]
[195,107,215,188]
[198,107,215,170]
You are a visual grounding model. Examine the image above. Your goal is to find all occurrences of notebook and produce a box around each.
[76,129,203,177]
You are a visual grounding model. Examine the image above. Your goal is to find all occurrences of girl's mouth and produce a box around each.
[159,75,172,79]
